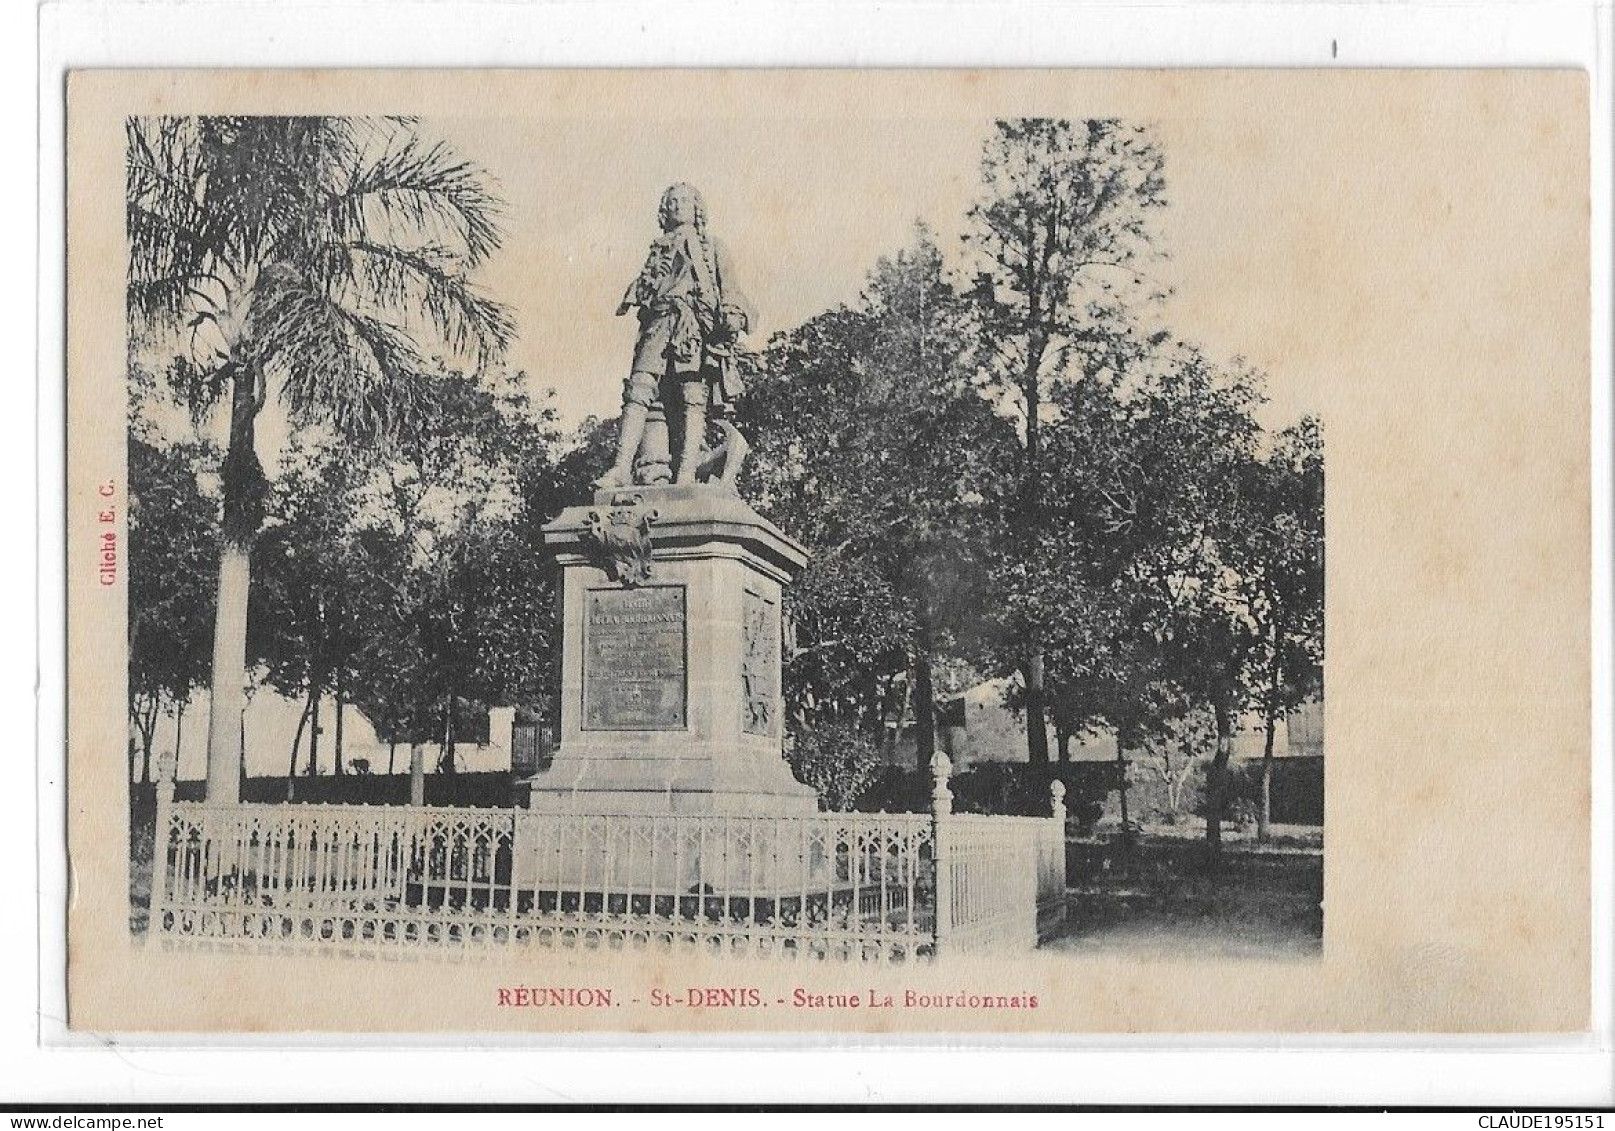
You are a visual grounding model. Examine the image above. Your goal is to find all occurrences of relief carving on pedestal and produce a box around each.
[741,589,778,737]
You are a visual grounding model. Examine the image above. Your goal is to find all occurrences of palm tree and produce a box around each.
[126,116,513,801]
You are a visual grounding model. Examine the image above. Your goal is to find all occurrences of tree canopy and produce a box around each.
[127,115,1323,847]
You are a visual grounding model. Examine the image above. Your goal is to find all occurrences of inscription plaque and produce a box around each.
[582,586,687,730]
[740,589,778,737]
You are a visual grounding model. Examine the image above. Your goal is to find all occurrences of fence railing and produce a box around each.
[147,754,1067,962]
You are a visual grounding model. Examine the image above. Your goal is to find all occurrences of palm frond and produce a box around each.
[339,240,514,366]
[127,114,511,438]
[125,117,211,332]
[332,135,506,267]
[252,270,434,446]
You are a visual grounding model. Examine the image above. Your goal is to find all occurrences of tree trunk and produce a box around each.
[287,691,311,802]
[440,697,456,774]
[1022,656,1050,767]
[1116,735,1131,838]
[204,360,267,804]
[1019,332,1050,769]
[307,684,323,777]
[138,703,156,786]
[911,630,936,770]
[409,743,425,806]
[204,541,251,803]
[387,740,398,777]
[1258,613,1284,844]
[1206,699,1234,869]
[1056,726,1071,763]
[1258,712,1277,844]
[333,670,346,776]
[174,699,186,777]
[1162,740,1175,815]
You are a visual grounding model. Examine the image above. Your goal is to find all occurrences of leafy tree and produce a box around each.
[742,306,908,738]
[1139,703,1217,822]
[245,366,560,789]
[1002,334,1203,836]
[1004,311,1322,855]
[742,228,1015,765]
[345,556,429,771]
[126,115,512,801]
[1000,355,1141,761]
[1119,351,1267,863]
[1228,417,1325,840]
[965,118,1167,767]
[405,512,554,767]
[858,232,1015,761]
[127,405,218,783]
[351,368,563,767]
[248,433,375,790]
[547,415,618,507]
[776,555,913,736]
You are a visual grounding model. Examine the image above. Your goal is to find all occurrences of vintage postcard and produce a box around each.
[64,68,1590,1034]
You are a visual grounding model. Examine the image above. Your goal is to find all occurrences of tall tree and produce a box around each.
[349,368,563,763]
[1001,343,1142,765]
[743,305,914,737]
[344,524,436,764]
[1229,417,1325,841]
[742,228,1013,764]
[126,115,512,801]
[859,232,1011,764]
[1123,350,1267,864]
[127,414,218,783]
[1015,334,1232,838]
[248,433,372,790]
[965,118,1167,767]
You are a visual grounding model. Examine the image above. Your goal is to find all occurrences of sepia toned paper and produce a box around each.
[66,68,1590,1034]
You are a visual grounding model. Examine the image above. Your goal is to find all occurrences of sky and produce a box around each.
[432,106,1326,433]
[177,97,1330,779]
[160,78,1352,468]
[146,70,1587,780]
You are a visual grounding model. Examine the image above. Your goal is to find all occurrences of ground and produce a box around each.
[1042,819,1324,958]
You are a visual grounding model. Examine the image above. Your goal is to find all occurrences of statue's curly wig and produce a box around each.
[658,182,707,233]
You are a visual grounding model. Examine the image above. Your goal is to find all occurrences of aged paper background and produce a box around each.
[66,69,1590,1034]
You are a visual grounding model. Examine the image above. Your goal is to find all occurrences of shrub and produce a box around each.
[847,756,1110,831]
[786,720,884,811]
[950,763,1051,816]
[1118,757,1207,825]
[952,762,1110,830]
[854,766,929,813]
[1197,757,1325,827]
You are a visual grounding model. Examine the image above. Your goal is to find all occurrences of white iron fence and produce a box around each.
[147,755,1067,962]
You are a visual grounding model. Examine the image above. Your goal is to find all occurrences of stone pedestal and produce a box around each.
[520,484,818,819]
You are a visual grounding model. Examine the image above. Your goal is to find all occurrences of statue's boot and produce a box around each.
[594,402,649,488]
[674,404,707,485]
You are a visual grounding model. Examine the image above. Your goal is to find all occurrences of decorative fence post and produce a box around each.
[1042,777,1069,939]
[409,743,425,807]
[929,750,952,958]
[147,751,176,942]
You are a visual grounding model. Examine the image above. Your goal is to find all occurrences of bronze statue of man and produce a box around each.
[595,183,753,490]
